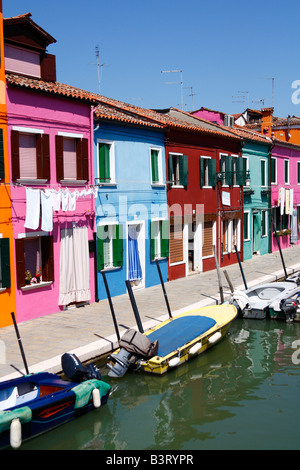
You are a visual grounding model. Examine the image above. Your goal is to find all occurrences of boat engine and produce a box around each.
[280,298,298,323]
[61,353,102,382]
[107,329,159,378]
[229,290,251,317]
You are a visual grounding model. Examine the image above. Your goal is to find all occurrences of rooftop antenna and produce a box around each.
[238,90,249,107]
[161,69,183,110]
[93,45,108,95]
[184,86,199,110]
[232,95,246,106]
[252,98,266,107]
[262,77,275,107]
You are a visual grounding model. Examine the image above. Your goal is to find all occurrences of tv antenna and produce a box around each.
[262,77,275,107]
[184,86,199,110]
[161,69,183,110]
[94,45,108,94]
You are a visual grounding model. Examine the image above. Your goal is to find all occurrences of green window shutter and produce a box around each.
[200,157,204,187]
[0,238,11,289]
[208,158,217,187]
[97,226,105,270]
[160,220,169,258]
[225,156,233,186]
[150,221,155,261]
[244,213,248,239]
[179,155,188,186]
[151,150,159,183]
[99,143,110,182]
[113,224,123,267]
[261,160,266,186]
[236,158,246,186]
[0,129,4,180]
[271,158,276,184]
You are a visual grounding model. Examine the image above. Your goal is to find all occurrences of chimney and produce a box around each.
[261,107,273,136]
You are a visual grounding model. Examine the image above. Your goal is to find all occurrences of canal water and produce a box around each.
[20,318,300,451]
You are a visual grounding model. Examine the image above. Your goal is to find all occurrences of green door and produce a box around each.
[253,213,261,253]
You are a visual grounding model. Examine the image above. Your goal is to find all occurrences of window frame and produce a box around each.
[150,219,169,260]
[200,156,216,188]
[297,161,300,185]
[284,159,290,185]
[150,147,164,186]
[168,153,188,187]
[261,159,267,187]
[271,157,277,185]
[97,222,123,271]
[244,211,250,241]
[56,132,89,184]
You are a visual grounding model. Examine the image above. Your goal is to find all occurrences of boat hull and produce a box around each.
[0,372,110,449]
[126,304,236,376]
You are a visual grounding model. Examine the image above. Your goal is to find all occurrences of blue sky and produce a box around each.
[3,0,300,118]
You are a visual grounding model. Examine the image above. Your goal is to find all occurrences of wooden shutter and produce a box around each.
[15,238,25,288]
[113,224,123,267]
[160,220,169,258]
[42,134,50,180]
[208,159,217,187]
[179,155,188,186]
[203,221,213,257]
[11,130,20,180]
[225,156,233,186]
[41,236,54,282]
[151,150,159,183]
[97,226,105,270]
[76,138,83,180]
[200,157,204,187]
[271,158,276,184]
[55,135,64,181]
[81,138,89,181]
[0,129,4,180]
[236,157,246,186]
[99,143,110,182]
[0,238,11,288]
[168,154,173,183]
[169,222,183,264]
[150,221,155,261]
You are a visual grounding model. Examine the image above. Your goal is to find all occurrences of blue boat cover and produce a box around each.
[147,315,216,357]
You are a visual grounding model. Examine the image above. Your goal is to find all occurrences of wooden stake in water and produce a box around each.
[11,312,29,375]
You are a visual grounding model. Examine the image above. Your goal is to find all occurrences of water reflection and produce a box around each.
[20,318,300,450]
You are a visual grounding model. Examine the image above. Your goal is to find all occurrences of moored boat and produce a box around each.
[268,285,300,322]
[0,353,111,449]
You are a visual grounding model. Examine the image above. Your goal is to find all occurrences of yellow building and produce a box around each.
[0,0,16,327]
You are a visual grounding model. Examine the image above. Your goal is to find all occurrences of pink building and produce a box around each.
[271,140,300,252]
[191,107,226,126]
[4,14,98,322]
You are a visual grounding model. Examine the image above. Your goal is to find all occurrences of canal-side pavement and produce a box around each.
[0,245,300,383]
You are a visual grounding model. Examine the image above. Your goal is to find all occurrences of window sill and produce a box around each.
[0,288,7,294]
[60,180,88,186]
[100,266,121,272]
[21,281,53,291]
[16,179,48,185]
[151,183,165,188]
[96,182,117,187]
[170,185,185,189]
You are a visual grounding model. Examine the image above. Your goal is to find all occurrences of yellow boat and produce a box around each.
[107,303,237,377]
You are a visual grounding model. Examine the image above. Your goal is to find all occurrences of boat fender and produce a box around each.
[208,332,222,344]
[189,342,202,355]
[169,357,180,367]
[92,388,101,408]
[10,418,22,449]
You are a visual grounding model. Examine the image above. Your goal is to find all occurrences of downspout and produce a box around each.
[90,105,99,301]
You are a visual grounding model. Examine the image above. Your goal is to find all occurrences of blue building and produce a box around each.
[234,128,272,261]
[93,101,168,300]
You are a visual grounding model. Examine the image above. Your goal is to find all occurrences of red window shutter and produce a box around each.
[36,134,42,179]
[76,138,82,180]
[82,138,89,181]
[11,130,20,180]
[42,134,50,180]
[15,238,25,289]
[55,135,64,181]
[41,236,54,282]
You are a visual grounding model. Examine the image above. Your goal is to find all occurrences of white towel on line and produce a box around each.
[52,190,61,211]
[24,188,40,230]
[69,191,76,211]
[61,190,69,211]
[41,191,53,232]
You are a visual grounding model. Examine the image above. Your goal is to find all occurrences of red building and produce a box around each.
[153,109,245,281]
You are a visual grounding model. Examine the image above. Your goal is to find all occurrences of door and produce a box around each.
[253,213,261,254]
[127,222,145,289]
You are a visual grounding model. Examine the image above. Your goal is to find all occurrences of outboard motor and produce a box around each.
[280,298,297,323]
[61,353,102,382]
[230,290,251,317]
[107,329,159,378]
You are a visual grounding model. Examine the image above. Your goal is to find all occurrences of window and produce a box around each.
[0,238,11,290]
[271,157,277,184]
[202,221,214,257]
[244,211,250,241]
[97,141,116,184]
[220,154,232,186]
[200,156,216,187]
[169,220,184,264]
[261,159,267,187]
[261,210,268,237]
[11,129,50,181]
[97,224,123,270]
[232,219,240,251]
[168,154,188,186]
[150,148,163,185]
[150,220,169,260]
[0,129,4,180]
[272,206,281,232]
[5,44,41,78]
[284,159,289,184]
[15,236,54,289]
[56,134,89,182]
[297,162,300,184]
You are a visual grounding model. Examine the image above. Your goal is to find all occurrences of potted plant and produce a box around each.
[25,270,32,285]
[35,268,42,283]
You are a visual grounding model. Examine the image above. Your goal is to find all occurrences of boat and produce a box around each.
[107,303,237,377]
[230,281,299,320]
[268,285,300,322]
[0,353,111,449]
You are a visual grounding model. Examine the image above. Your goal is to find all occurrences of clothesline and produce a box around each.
[24,186,97,232]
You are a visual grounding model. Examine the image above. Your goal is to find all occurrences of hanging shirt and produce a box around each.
[24,188,40,230]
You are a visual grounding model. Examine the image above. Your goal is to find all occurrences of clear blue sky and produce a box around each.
[3,0,300,118]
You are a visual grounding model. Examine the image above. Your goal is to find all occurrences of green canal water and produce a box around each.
[20,318,300,451]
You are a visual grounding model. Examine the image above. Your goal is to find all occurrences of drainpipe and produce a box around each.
[90,105,98,301]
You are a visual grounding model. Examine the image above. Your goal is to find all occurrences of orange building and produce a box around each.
[0,0,16,327]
